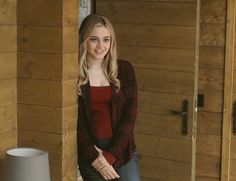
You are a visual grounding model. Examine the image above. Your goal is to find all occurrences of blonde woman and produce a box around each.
[77,14,140,181]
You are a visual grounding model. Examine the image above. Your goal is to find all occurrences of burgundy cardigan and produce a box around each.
[77,59,137,168]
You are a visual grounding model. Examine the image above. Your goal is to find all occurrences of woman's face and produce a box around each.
[86,25,111,62]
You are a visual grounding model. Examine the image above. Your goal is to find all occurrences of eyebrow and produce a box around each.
[89,36,110,38]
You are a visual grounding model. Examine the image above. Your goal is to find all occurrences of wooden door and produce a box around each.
[230,54,236,181]
[222,1,236,181]
[229,20,236,181]
[96,1,199,180]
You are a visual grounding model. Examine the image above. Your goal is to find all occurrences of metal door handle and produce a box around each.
[169,99,188,135]
[233,101,236,135]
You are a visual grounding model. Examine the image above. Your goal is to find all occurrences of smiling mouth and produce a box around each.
[95,50,105,54]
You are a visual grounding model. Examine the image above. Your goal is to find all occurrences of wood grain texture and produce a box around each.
[97,1,196,25]
[221,0,235,180]
[0,0,16,24]
[0,25,17,52]
[119,45,195,72]
[18,78,62,106]
[17,52,62,80]
[17,0,62,26]
[0,52,16,80]
[196,155,221,178]
[18,25,62,53]
[114,23,195,49]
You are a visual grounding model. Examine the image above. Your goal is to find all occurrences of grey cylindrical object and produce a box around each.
[4,148,51,181]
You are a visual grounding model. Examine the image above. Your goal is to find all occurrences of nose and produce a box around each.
[97,40,103,48]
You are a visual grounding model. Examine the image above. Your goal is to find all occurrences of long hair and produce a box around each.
[77,14,120,95]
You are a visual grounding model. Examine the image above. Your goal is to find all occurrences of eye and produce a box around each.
[103,38,110,42]
[89,37,98,42]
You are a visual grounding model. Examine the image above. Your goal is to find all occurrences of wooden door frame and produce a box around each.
[221,0,236,180]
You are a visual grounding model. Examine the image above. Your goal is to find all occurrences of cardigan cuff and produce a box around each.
[103,150,116,165]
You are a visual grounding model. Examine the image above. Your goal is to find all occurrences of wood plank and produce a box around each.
[197,112,222,136]
[62,155,77,176]
[201,0,226,10]
[18,130,62,161]
[18,25,62,53]
[136,112,191,140]
[140,156,191,181]
[18,52,62,80]
[196,176,220,181]
[100,0,196,2]
[62,105,77,133]
[0,104,16,133]
[18,0,62,26]
[197,91,223,113]
[97,1,196,25]
[18,104,62,134]
[155,137,192,162]
[138,90,193,116]
[114,23,196,49]
[200,23,225,46]
[234,71,236,90]
[135,68,194,95]
[62,168,77,181]
[0,79,16,106]
[62,79,77,107]
[199,46,224,69]
[135,133,158,157]
[196,134,221,157]
[231,134,236,158]
[63,26,78,54]
[0,25,17,52]
[18,78,62,106]
[50,160,62,181]
[201,9,226,24]
[0,130,17,159]
[63,53,78,80]
[118,45,195,72]
[201,9,226,23]
[141,177,163,181]
[196,155,220,178]
[63,0,78,26]
[230,159,236,181]
[0,0,16,25]
[198,68,224,91]
[62,131,77,160]
[0,52,16,80]
[221,0,236,180]
[200,0,226,23]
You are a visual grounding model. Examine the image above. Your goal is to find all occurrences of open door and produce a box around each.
[96,0,199,180]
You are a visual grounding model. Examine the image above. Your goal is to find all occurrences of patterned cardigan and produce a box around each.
[77,59,138,168]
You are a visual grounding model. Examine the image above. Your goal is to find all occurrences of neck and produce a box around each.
[87,57,103,69]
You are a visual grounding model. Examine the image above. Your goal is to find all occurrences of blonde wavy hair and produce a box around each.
[77,14,120,95]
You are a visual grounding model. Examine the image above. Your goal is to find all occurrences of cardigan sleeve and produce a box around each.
[107,61,138,162]
[77,97,99,164]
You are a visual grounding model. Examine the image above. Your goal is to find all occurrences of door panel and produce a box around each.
[230,58,236,181]
[96,1,198,180]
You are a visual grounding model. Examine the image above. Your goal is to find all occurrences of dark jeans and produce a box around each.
[79,152,140,181]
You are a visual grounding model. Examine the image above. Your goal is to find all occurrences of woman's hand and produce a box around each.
[91,146,120,180]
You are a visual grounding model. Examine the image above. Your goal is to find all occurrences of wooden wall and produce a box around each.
[196,0,226,180]
[17,0,78,181]
[0,0,17,176]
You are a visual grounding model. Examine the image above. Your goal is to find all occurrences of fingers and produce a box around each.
[92,155,108,171]
[92,146,120,180]
[100,165,120,180]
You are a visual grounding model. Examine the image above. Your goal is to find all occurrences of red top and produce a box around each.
[90,86,116,164]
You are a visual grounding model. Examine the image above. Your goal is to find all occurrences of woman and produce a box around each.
[77,14,140,181]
